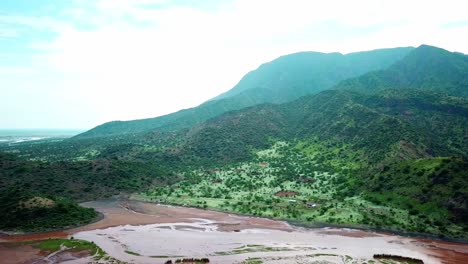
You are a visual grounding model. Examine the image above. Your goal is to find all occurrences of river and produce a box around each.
[1,200,467,263]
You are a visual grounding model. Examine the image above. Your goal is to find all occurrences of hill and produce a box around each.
[0,188,97,232]
[0,152,174,201]
[76,47,414,139]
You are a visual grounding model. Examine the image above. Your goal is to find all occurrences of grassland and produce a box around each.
[32,238,129,263]
[35,238,103,254]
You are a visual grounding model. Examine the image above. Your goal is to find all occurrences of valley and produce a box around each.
[1,44,467,263]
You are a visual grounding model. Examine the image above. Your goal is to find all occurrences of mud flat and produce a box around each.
[74,218,468,264]
[1,200,467,264]
[73,220,435,263]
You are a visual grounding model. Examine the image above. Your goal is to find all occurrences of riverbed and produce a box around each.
[1,200,467,263]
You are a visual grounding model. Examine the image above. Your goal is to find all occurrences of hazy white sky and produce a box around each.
[1,0,468,129]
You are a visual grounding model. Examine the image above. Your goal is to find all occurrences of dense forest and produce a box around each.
[0,188,97,232]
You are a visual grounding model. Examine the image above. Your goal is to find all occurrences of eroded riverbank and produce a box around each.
[1,200,467,264]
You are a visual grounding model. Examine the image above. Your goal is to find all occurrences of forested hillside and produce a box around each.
[336,45,468,97]
[0,152,174,201]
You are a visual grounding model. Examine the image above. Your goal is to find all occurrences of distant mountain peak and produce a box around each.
[336,45,468,97]
[417,44,442,49]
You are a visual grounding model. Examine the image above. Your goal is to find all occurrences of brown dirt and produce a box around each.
[0,231,69,242]
[430,249,468,264]
[0,243,42,264]
[0,242,93,264]
[124,201,292,232]
[274,191,298,197]
[47,249,92,263]
[413,239,468,264]
[317,229,381,238]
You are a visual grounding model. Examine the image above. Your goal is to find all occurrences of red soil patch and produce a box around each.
[0,242,94,264]
[297,177,315,183]
[317,229,381,238]
[274,191,298,197]
[0,244,42,264]
[413,238,468,264]
[0,231,68,242]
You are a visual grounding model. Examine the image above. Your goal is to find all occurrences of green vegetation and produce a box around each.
[0,44,466,238]
[337,45,468,97]
[366,157,468,226]
[125,250,141,256]
[139,143,467,238]
[214,244,293,255]
[242,257,263,264]
[0,189,97,232]
[28,238,124,262]
[0,152,175,201]
[0,151,174,232]
[0,239,118,263]
[35,238,103,256]
[373,254,424,264]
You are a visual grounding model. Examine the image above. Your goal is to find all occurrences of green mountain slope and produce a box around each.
[76,47,414,139]
[182,89,467,166]
[74,88,272,138]
[213,47,414,101]
[119,86,466,238]
[365,157,468,224]
[336,45,468,97]
[160,88,467,234]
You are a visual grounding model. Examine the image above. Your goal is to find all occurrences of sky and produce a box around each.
[1,0,468,129]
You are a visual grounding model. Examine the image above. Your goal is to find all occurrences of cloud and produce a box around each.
[0,14,72,33]
[0,66,39,75]
[1,0,468,128]
[0,27,17,38]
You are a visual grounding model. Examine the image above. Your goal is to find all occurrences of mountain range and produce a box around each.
[73,44,468,229]
[76,47,414,138]
[70,45,467,167]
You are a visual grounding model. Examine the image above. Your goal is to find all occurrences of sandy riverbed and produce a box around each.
[1,200,467,264]
[74,220,440,263]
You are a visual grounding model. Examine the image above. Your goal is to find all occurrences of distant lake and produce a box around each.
[0,129,84,144]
